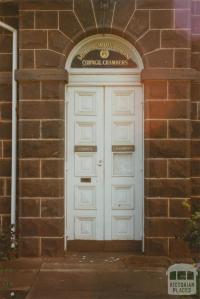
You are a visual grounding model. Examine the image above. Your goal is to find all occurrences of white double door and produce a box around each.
[67,85,143,241]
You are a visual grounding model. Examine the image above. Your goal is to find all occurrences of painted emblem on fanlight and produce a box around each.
[100,49,109,59]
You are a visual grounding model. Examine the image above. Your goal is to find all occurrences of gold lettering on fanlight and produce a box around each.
[77,39,131,61]
[82,59,129,66]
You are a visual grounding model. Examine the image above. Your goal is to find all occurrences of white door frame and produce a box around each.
[64,34,144,251]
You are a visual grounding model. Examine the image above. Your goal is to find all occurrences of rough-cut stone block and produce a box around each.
[19,101,64,120]
[192,178,200,196]
[191,121,200,138]
[145,218,188,237]
[169,239,190,257]
[92,0,114,28]
[0,54,12,71]
[41,198,64,217]
[136,0,190,9]
[19,11,34,29]
[145,159,167,178]
[74,0,96,31]
[0,198,10,214]
[19,160,40,178]
[145,100,189,119]
[41,238,64,257]
[20,198,40,217]
[19,179,64,197]
[192,16,200,34]
[145,198,168,217]
[19,50,34,69]
[19,82,40,100]
[138,30,160,53]
[0,179,4,196]
[146,140,190,158]
[144,80,167,99]
[20,0,73,10]
[162,30,190,48]
[41,120,64,139]
[2,215,10,231]
[0,122,12,139]
[192,83,200,101]
[191,159,200,176]
[48,30,72,54]
[192,0,200,14]
[20,30,47,49]
[145,178,190,197]
[41,81,64,99]
[192,35,200,52]
[0,3,18,16]
[3,141,11,158]
[169,199,190,217]
[112,0,135,30]
[126,10,149,39]
[0,35,12,53]
[3,16,18,30]
[168,159,190,178]
[41,159,64,178]
[174,49,191,68]
[145,49,173,68]
[150,10,173,29]
[59,11,83,40]
[145,120,167,138]
[18,120,40,139]
[192,53,200,70]
[5,178,10,196]
[36,50,62,68]
[0,159,11,177]
[191,197,200,212]
[19,140,64,158]
[19,218,64,237]
[0,103,12,120]
[168,81,190,99]
[191,103,197,120]
[35,11,58,29]
[0,84,11,101]
[145,238,168,256]
[19,237,40,257]
[175,10,191,29]
[192,141,200,157]
[168,120,190,139]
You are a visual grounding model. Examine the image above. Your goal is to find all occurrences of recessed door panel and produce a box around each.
[75,90,97,115]
[75,152,97,177]
[112,215,134,240]
[112,153,135,177]
[75,121,96,145]
[112,185,135,210]
[75,185,96,210]
[112,121,134,145]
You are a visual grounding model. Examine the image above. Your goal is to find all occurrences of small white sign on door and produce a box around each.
[166,264,197,296]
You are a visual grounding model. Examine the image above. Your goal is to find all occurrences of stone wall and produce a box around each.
[0,0,198,257]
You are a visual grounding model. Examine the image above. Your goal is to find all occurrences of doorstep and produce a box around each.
[0,253,194,299]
